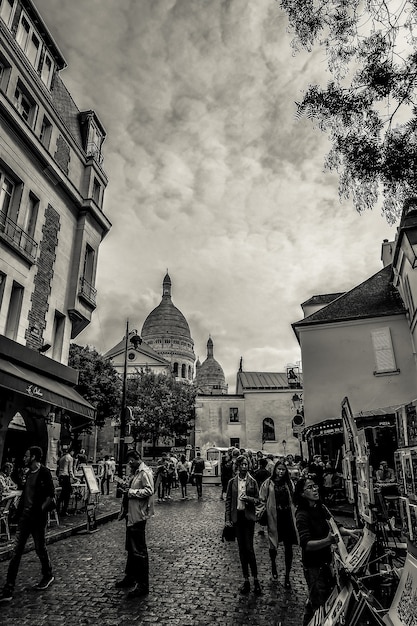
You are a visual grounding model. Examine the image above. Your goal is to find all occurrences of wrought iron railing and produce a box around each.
[0,210,37,260]
[85,142,104,165]
[79,276,97,306]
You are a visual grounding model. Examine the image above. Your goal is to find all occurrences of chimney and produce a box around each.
[381,239,394,267]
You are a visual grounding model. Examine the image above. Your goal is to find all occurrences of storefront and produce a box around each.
[0,335,94,470]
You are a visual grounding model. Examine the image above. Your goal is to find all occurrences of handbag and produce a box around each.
[221,524,236,542]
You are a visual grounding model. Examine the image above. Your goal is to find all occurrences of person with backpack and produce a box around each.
[190,452,205,499]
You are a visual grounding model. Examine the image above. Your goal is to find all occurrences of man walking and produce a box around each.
[0,446,55,602]
[115,449,154,599]
[190,451,205,499]
[57,445,75,516]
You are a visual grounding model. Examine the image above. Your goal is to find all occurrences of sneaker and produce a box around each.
[35,575,54,590]
[126,584,149,599]
[0,586,13,603]
[115,577,135,589]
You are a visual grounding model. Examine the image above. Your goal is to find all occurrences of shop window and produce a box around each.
[229,408,239,423]
[263,418,276,442]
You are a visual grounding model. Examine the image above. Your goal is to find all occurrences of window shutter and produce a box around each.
[371,328,396,372]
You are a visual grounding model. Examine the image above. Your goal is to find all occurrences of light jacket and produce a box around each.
[259,477,298,549]
[127,462,154,526]
[225,473,259,523]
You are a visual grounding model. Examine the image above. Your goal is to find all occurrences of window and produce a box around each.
[262,418,275,442]
[0,173,14,224]
[40,53,53,88]
[83,244,95,284]
[404,275,415,315]
[86,122,103,164]
[181,364,186,378]
[40,116,52,149]
[173,363,179,376]
[92,178,101,204]
[52,311,65,361]
[5,281,23,340]
[16,13,41,69]
[230,438,240,448]
[371,327,398,374]
[0,57,11,92]
[229,408,239,423]
[0,0,15,27]
[0,272,6,310]
[14,82,37,127]
[22,193,38,238]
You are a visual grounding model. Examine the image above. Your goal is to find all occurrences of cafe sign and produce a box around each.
[26,384,43,398]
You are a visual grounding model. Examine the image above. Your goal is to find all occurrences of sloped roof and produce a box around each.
[301,293,345,307]
[104,337,170,366]
[237,372,303,390]
[293,265,405,330]
[50,75,84,150]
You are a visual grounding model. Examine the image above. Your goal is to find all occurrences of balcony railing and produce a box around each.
[78,276,97,306]
[85,142,104,165]
[0,210,37,261]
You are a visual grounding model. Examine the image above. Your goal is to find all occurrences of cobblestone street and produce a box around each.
[0,486,307,626]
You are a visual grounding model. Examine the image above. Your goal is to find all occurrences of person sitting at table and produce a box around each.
[375,461,396,484]
[0,463,17,495]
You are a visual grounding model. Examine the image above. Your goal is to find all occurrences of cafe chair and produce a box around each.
[0,497,12,541]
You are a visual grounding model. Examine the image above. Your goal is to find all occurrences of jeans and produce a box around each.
[303,563,335,625]
[125,521,149,590]
[58,475,72,514]
[194,474,203,497]
[235,510,258,578]
[7,513,52,588]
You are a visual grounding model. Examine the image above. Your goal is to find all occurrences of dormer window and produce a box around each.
[0,0,15,28]
[14,81,37,127]
[86,122,103,164]
[16,14,41,70]
[40,53,54,89]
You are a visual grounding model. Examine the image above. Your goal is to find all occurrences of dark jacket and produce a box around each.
[16,465,55,520]
[225,473,259,523]
[296,502,332,568]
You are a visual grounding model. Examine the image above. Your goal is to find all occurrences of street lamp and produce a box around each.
[291,393,304,461]
[117,320,142,480]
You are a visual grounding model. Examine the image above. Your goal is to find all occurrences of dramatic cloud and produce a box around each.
[37,0,396,390]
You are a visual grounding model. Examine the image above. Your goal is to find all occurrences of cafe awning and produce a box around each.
[0,357,95,420]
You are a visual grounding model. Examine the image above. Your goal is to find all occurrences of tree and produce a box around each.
[68,344,122,430]
[126,369,197,450]
[280,0,417,222]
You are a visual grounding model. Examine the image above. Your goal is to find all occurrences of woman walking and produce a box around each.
[259,460,298,588]
[177,455,189,499]
[293,476,361,625]
[225,455,262,596]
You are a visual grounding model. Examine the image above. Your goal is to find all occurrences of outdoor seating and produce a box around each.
[0,496,12,541]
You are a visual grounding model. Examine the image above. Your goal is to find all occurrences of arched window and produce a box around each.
[181,364,186,378]
[173,362,179,376]
[188,365,192,379]
[263,418,275,442]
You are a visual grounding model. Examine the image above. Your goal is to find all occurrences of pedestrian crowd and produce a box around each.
[0,444,362,625]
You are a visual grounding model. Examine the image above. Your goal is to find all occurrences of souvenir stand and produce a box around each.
[308,397,409,626]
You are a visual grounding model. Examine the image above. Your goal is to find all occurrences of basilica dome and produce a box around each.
[141,273,195,380]
[195,337,228,395]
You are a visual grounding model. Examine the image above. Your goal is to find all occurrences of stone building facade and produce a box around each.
[0,0,111,467]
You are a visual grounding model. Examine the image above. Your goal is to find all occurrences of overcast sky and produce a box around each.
[36,0,396,392]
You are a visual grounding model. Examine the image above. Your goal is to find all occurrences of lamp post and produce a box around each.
[117,320,142,480]
[292,393,304,461]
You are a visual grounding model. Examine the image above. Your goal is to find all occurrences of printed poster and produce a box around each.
[398,497,412,540]
[341,397,359,456]
[395,451,405,497]
[411,450,417,503]
[384,551,417,625]
[396,406,407,449]
[403,453,415,501]
[406,402,417,447]
[328,518,348,562]
[344,527,376,573]
[409,504,417,542]
[323,584,353,626]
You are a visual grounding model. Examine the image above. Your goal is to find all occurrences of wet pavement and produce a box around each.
[0,483,354,626]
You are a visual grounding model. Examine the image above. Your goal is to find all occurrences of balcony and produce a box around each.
[0,211,37,262]
[78,276,97,308]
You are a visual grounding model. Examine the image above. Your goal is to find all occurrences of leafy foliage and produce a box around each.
[68,344,122,429]
[279,0,417,222]
[126,369,197,446]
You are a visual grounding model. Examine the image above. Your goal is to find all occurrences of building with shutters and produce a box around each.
[0,0,111,468]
